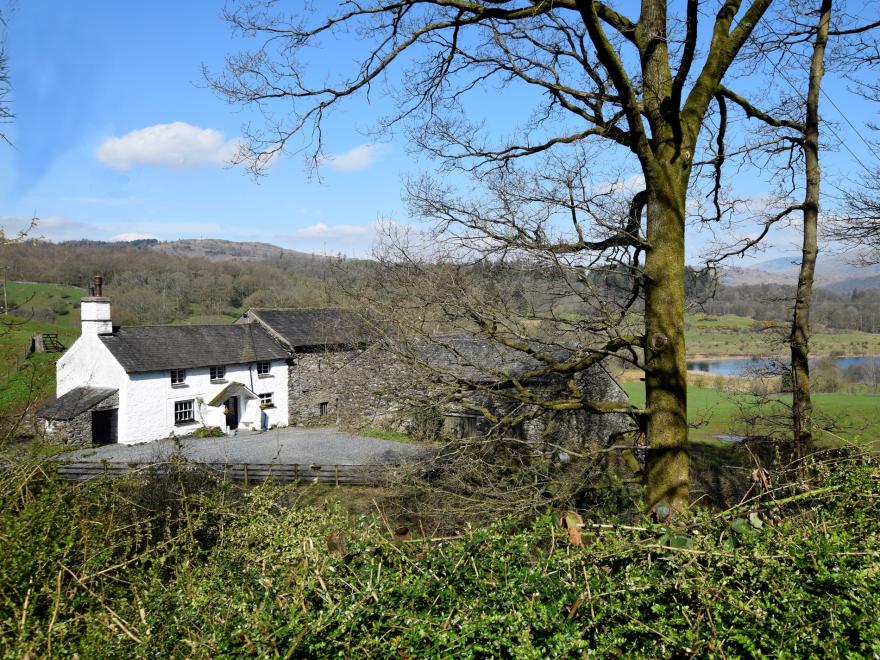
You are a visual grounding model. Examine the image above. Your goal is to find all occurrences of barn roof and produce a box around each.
[412,335,564,384]
[37,387,117,421]
[241,308,372,349]
[99,324,289,373]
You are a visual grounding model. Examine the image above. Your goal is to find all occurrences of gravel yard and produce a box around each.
[59,427,428,466]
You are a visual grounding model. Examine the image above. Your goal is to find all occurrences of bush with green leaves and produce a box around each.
[0,457,878,657]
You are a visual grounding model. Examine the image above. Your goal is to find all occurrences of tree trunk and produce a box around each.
[643,173,689,515]
[791,0,831,454]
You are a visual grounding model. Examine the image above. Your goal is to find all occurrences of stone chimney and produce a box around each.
[80,274,112,336]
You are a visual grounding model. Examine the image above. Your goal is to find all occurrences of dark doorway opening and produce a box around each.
[91,409,118,445]
[225,397,239,430]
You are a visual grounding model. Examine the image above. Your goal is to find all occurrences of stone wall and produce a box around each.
[287,344,633,449]
[43,392,119,447]
[287,346,412,427]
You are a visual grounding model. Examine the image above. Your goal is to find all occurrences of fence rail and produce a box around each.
[56,461,396,486]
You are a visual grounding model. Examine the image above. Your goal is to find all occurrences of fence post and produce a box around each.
[335,464,339,487]
[243,463,249,486]
[294,464,299,481]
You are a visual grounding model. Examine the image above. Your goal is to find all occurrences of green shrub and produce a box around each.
[0,458,877,657]
[193,425,224,438]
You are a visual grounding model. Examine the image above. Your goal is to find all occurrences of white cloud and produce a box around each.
[591,174,645,196]
[110,232,159,242]
[96,122,241,170]
[291,223,373,239]
[322,144,388,172]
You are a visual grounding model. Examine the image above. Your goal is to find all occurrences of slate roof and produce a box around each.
[37,387,117,421]
[99,324,289,373]
[410,335,570,384]
[207,382,258,407]
[242,308,372,349]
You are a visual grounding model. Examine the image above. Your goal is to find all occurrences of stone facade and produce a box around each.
[41,392,119,447]
[287,346,411,428]
[287,342,632,450]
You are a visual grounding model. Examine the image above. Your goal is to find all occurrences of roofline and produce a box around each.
[241,307,372,351]
[243,306,353,313]
[243,310,295,351]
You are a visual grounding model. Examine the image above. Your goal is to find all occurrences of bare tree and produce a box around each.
[676,0,847,454]
[789,0,831,454]
[212,0,783,515]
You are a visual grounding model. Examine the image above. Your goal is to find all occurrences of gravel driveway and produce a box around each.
[59,427,428,466]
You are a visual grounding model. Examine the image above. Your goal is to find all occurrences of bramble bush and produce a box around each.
[0,457,878,657]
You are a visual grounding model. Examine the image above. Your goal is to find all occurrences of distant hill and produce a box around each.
[820,274,880,294]
[152,239,323,263]
[60,237,333,264]
[721,254,880,291]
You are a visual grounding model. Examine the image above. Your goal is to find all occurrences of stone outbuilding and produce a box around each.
[38,387,119,447]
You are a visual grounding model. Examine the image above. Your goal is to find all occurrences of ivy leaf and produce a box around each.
[731,518,754,535]
[658,532,693,549]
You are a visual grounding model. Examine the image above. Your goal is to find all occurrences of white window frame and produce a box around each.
[174,399,195,424]
[170,368,187,386]
[210,365,226,382]
[259,392,274,408]
[256,361,271,376]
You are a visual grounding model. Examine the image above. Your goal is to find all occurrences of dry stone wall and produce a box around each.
[287,345,632,449]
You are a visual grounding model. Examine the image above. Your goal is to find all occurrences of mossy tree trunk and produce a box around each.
[643,171,691,514]
[791,0,831,455]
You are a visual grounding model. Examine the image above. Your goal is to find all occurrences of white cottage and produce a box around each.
[40,277,290,445]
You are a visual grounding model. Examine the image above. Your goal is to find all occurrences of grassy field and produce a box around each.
[0,316,78,414]
[4,281,86,327]
[685,313,880,356]
[623,381,880,449]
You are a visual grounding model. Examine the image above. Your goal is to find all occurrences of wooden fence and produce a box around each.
[56,461,396,487]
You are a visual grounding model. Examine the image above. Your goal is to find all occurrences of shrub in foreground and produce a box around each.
[0,459,877,657]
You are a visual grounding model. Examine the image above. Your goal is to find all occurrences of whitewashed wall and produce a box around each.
[56,335,128,398]
[121,359,289,444]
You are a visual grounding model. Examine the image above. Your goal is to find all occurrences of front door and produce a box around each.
[225,397,239,430]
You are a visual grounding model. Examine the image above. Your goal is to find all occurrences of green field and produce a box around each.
[623,381,880,449]
[0,315,78,414]
[685,313,880,356]
[4,281,86,327]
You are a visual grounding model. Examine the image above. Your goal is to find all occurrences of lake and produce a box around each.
[686,356,880,376]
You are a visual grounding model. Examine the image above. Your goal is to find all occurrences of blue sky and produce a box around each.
[1,1,419,256]
[1,1,877,262]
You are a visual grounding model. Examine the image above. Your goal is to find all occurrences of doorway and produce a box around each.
[91,409,118,445]
[225,397,239,430]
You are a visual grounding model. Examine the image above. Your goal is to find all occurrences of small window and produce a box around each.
[174,400,194,424]
[210,365,226,382]
[319,401,329,417]
[259,393,274,408]
[170,369,186,386]
[256,361,271,376]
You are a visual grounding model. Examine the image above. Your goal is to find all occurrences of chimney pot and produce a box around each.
[93,274,104,297]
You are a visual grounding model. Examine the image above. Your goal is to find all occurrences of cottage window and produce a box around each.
[170,369,187,386]
[259,393,274,408]
[174,400,195,424]
[256,361,271,376]
[319,401,329,417]
[210,366,226,382]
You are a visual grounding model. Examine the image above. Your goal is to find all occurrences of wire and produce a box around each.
[758,21,880,175]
